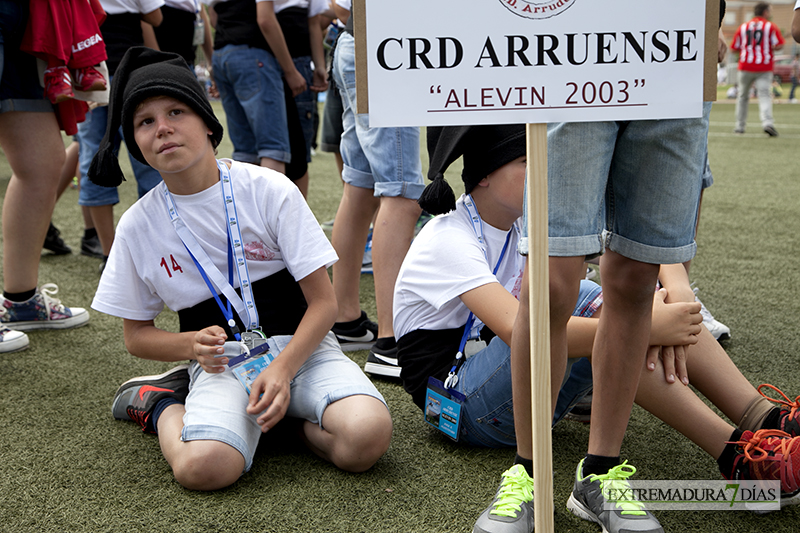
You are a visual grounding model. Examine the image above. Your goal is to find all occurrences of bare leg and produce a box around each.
[0,112,65,293]
[635,340,733,460]
[334,152,344,180]
[371,196,420,339]
[512,261,533,459]
[683,327,760,425]
[302,395,392,472]
[331,183,379,322]
[260,157,285,174]
[548,256,587,409]
[88,205,115,256]
[157,404,246,491]
[588,250,659,457]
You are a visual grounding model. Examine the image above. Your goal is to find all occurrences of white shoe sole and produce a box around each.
[364,361,401,378]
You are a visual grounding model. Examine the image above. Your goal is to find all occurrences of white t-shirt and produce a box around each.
[796,0,799,10]
[335,0,350,12]
[164,0,198,12]
[92,160,338,322]
[393,195,524,340]
[100,0,165,15]
[274,0,327,16]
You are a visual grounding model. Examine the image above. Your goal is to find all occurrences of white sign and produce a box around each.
[364,0,707,127]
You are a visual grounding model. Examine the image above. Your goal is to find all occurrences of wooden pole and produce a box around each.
[526,123,553,533]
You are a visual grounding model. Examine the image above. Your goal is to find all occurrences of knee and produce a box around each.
[331,406,393,473]
[599,260,659,304]
[171,442,245,491]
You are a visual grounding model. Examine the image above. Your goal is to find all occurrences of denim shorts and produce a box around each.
[320,84,343,153]
[212,44,290,164]
[76,103,162,206]
[0,0,52,113]
[543,109,709,264]
[182,332,387,472]
[332,32,424,199]
[453,279,602,447]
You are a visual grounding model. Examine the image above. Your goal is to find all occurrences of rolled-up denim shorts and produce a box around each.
[332,32,424,200]
[453,279,602,447]
[212,44,290,164]
[519,104,712,260]
[181,332,386,472]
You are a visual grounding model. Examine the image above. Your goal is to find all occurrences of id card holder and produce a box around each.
[424,377,466,441]
[221,335,278,394]
[192,14,205,46]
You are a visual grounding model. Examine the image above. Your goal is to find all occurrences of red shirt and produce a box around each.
[731,17,785,72]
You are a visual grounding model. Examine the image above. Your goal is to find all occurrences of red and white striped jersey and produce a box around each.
[731,17,785,72]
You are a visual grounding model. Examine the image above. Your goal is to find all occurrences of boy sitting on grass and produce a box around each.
[394,124,800,533]
[88,47,392,491]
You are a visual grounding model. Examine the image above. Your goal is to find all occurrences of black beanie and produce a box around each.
[419,124,526,215]
[88,47,224,187]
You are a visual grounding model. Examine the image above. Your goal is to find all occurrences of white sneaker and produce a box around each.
[0,325,29,353]
[693,289,730,341]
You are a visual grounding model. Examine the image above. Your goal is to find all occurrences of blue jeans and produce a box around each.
[453,280,602,447]
[212,44,290,164]
[332,32,424,199]
[76,103,162,206]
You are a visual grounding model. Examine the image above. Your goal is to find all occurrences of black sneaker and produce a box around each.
[43,223,71,255]
[364,344,400,378]
[764,125,779,137]
[331,310,378,351]
[80,234,104,259]
[111,365,190,433]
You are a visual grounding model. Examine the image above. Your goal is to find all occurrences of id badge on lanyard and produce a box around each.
[424,377,466,441]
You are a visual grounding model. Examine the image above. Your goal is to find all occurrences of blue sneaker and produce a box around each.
[1,284,89,331]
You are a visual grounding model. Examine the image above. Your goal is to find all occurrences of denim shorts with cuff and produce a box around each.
[181,332,387,472]
[453,279,602,447]
[332,32,424,200]
[212,44,291,164]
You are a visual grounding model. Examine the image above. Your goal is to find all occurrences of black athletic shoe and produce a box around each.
[111,365,190,433]
[764,125,779,137]
[331,310,378,351]
[80,234,104,259]
[43,223,71,255]
[364,344,400,378]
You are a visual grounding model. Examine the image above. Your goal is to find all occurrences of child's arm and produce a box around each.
[308,14,328,92]
[245,266,337,432]
[256,1,307,97]
[123,319,228,371]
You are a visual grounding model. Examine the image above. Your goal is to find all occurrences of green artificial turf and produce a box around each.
[0,102,798,532]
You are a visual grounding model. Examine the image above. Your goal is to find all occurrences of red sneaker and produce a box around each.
[43,66,74,104]
[726,429,800,509]
[759,383,800,438]
[72,66,107,92]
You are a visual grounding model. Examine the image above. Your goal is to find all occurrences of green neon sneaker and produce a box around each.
[567,459,663,533]
[473,464,534,533]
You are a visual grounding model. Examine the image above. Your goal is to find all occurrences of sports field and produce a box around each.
[0,101,798,532]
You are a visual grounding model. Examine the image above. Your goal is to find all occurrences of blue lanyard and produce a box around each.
[443,196,513,389]
[162,160,259,339]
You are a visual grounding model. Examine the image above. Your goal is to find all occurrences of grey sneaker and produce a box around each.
[567,459,663,533]
[112,365,190,433]
[473,465,534,533]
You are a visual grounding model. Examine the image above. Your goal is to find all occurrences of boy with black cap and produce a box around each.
[89,47,391,490]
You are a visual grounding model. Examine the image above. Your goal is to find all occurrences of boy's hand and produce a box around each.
[193,326,228,373]
[246,364,293,432]
[649,288,702,347]
[646,344,689,386]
